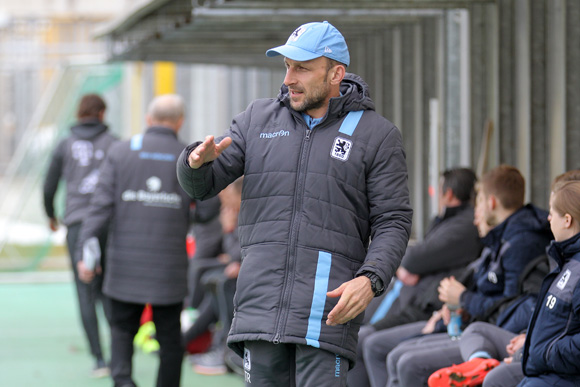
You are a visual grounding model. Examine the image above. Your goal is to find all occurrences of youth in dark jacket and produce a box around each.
[78,94,191,387]
[458,203,552,319]
[520,181,580,387]
[177,21,412,386]
[42,94,117,376]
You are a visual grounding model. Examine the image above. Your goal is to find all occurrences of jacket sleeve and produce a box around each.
[76,147,117,264]
[177,108,248,200]
[401,211,480,276]
[192,196,222,224]
[460,233,543,318]
[42,140,66,219]
[356,125,413,285]
[544,286,580,374]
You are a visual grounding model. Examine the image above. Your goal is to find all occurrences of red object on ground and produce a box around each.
[428,358,501,387]
[185,330,212,354]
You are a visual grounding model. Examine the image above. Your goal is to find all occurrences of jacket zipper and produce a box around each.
[273,126,314,344]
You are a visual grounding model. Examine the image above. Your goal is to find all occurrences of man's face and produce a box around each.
[474,189,492,237]
[548,192,570,242]
[283,57,333,117]
[438,178,453,215]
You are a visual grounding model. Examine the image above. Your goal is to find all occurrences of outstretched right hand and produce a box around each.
[188,135,232,169]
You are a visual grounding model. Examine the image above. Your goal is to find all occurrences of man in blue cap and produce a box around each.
[177,21,412,386]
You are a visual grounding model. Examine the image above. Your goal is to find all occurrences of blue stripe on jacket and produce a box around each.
[338,110,363,136]
[306,251,332,348]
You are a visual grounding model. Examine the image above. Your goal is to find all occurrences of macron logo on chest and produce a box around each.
[259,130,290,139]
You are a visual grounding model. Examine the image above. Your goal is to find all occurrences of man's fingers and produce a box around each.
[326,286,351,325]
[189,136,231,169]
[327,298,352,326]
[327,289,366,325]
[216,136,232,152]
[327,283,345,298]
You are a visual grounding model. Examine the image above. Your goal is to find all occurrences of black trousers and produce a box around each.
[242,341,349,387]
[66,222,111,362]
[109,298,183,387]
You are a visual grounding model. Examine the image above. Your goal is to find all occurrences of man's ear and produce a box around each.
[145,114,153,127]
[488,195,497,211]
[329,65,345,85]
[444,188,454,202]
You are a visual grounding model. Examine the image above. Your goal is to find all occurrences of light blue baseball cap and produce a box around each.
[266,21,350,66]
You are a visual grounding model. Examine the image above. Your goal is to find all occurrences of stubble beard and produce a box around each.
[290,73,331,113]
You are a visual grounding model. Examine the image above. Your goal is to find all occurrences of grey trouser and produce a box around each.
[459,322,516,362]
[362,321,426,387]
[386,332,462,387]
[66,222,111,362]
[347,324,376,387]
[484,363,525,387]
[241,340,349,387]
[459,322,524,387]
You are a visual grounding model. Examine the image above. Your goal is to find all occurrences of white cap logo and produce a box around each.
[146,176,162,192]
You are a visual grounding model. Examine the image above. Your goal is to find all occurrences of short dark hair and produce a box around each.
[77,94,106,120]
[442,168,477,204]
[480,165,525,210]
[326,58,346,71]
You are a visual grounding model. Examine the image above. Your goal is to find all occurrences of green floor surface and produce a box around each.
[0,282,244,387]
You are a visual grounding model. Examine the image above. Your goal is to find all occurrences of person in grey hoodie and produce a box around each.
[177,21,413,387]
[43,93,117,377]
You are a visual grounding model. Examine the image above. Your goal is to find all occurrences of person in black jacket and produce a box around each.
[78,94,192,387]
[42,93,117,377]
[349,167,482,387]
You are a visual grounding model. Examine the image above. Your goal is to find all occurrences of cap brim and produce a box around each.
[265,44,322,62]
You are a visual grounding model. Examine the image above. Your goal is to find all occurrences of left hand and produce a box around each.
[422,310,442,334]
[326,276,374,326]
[77,260,99,284]
[438,276,466,306]
[224,261,241,279]
[396,266,420,286]
[506,333,526,355]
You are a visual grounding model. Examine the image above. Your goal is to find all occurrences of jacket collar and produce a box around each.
[481,204,551,250]
[145,126,178,138]
[442,203,470,221]
[70,119,108,139]
[547,232,580,268]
